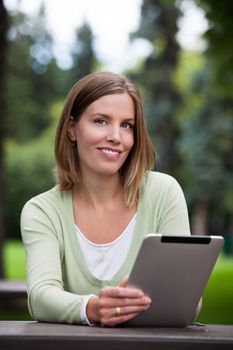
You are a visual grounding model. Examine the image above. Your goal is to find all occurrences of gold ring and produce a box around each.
[115,307,121,317]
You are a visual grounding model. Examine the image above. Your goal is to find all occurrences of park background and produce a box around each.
[0,0,232,324]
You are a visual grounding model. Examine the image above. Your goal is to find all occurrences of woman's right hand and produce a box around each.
[86,277,151,326]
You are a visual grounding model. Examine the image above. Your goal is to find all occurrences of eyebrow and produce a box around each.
[91,113,135,122]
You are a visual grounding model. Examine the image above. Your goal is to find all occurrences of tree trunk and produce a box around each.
[0,0,9,278]
[191,200,208,235]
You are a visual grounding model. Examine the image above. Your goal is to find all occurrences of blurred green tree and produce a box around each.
[196,0,233,97]
[129,0,233,241]
[3,6,98,240]
[178,66,233,235]
[177,1,233,239]
[129,0,182,176]
[5,3,68,141]
[68,21,99,88]
[4,102,59,239]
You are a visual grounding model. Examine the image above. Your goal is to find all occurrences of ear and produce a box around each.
[67,116,77,141]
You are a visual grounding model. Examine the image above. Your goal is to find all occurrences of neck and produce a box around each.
[73,172,124,208]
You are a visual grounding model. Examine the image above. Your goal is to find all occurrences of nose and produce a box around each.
[106,125,121,143]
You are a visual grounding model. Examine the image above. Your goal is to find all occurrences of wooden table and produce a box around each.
[0,280,27,298]
[0,321,233,350]
[0,280,27,312]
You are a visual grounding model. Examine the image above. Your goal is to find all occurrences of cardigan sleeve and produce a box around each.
[21,199,86,324]
[152,175,191,235]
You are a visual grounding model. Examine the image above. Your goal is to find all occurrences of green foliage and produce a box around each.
[4,118,56,238]
[6,6,68,141]
[176,53,233,232]
[129,0,233,236]
[196,0,233,96]
[179,99,233,207]
[174,51,205,97]
[2,4,98,241]
[68,22,99,88]
[130,0,182,176]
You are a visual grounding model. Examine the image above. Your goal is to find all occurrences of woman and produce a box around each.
[21,71,191,326]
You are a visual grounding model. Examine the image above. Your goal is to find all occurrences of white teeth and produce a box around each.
[101,148,119,155]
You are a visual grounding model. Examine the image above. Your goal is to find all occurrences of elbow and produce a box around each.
[27,284,58,322]
[27,287,47,322]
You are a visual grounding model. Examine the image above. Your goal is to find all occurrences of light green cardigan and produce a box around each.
[21,171,190,324]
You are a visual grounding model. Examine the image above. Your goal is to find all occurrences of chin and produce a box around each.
[96,166,121,176]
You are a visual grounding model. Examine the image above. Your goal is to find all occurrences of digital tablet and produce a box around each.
[126,234,224,327]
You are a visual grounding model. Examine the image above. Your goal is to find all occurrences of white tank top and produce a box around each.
[75,213,137,280]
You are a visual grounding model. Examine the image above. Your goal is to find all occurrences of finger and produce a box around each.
[118,275,128,288]
[122,304,150,315]
[110,304,150,319]
[101,311,141,327]
[100,302,150,323]
[100,286,144,299]
[99,295,151,309]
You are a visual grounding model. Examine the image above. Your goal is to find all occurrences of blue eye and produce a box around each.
[95,119,107,125]
[121,122,131,129]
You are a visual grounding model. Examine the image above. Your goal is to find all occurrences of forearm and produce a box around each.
[28,283,85,324]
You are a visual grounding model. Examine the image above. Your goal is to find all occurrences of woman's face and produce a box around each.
[68,93,135,179]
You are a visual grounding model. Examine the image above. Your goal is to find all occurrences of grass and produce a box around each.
[196,255,233,324]
[3,240,26,280]
[2,240,233,324]
[1,240,30,320]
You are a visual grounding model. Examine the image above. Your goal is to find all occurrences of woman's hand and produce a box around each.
[86,276,151,326]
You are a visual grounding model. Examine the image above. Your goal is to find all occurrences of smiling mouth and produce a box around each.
[98,148,121,155]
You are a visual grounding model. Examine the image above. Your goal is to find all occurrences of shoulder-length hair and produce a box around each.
[55,71,155,206]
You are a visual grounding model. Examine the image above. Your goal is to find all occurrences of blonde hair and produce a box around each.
[55,71,155,206]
